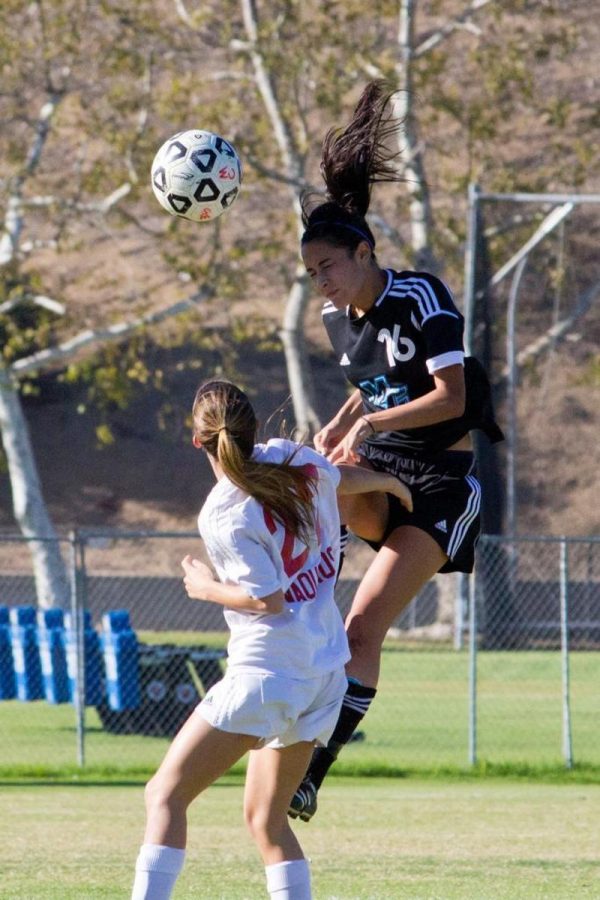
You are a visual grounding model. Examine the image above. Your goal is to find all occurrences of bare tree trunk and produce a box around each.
[0,365,70,607]
[238,0,321,434]
[365,0,494,271]
[0,90,73,606]
[279,263,320,438]
[394,0,439,273]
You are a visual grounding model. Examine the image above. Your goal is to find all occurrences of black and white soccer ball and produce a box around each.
[151,130,242,222]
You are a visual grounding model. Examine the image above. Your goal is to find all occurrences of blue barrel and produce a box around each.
[0,607,16,700]
[38,608,65,630]
[37,609,70,704]
[10,605,36,627]
[10,605,44,701]
[101,610,140,711]
[64,612,104,707]
[103,609,131,633]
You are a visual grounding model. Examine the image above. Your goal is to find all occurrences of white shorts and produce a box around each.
[196,667,347,749]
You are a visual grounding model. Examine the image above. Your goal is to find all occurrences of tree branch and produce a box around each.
[21,183,131,214]
[0,294,65,316]
[499,281,600,379]
[9,285,214,377]
[237,0,302,186]
[0,92,64,267]
[414,0,494,58]
[124,54,153,184]
[172,0,195,29]
[244,152,308,190]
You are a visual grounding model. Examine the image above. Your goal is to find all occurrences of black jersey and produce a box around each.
[322,268,501,456]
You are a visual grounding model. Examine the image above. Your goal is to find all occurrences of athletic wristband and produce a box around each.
[361,416,376,433]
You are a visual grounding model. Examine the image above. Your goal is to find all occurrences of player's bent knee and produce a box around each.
[243,803,263,836]
[346,615,374,647]
[340,494,387,543]
[144,775,162,815]
[346,617,383,660]
[244,806,287,846]
[144,774,187,817]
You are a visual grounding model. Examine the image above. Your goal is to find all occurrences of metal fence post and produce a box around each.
[559,538,573,769]
[69,530,86,767]
[468,571,478,766]
[506,257,528,544]
[463,182,479,355]
[454,573,468,650]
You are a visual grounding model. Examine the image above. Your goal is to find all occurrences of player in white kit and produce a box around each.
[131,379,412,900]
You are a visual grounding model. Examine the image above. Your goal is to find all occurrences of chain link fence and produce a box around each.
[0,531,598,774]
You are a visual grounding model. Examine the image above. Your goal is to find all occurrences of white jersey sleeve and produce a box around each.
[199,499,283,600]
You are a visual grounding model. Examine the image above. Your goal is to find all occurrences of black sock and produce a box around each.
[306,678,377,791]
[337,524,349,583]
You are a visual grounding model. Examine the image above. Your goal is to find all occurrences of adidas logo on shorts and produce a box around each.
[434,519,448,533]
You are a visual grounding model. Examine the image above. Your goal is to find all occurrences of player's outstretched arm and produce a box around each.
[336,464,413,512]
[181,555,284,613]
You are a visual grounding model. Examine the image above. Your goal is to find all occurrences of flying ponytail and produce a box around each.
[301,80,405,249]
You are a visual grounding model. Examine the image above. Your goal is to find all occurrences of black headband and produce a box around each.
[303,220,374,248]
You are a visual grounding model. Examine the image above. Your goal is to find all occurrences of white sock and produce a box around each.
[265,859,312,900]
[131,843,186,900]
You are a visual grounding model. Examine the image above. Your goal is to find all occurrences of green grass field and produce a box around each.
[2,639,600,897]
[2,777,599,898]
[1,640,599,778]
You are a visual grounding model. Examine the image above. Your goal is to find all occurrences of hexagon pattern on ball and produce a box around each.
[151,130,242,222]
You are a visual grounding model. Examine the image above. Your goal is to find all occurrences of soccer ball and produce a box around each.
[150,129,242,222]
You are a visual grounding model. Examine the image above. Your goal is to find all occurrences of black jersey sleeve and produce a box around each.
[405,272,465,370]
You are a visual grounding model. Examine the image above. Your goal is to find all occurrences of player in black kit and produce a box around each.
[288,81,502,822]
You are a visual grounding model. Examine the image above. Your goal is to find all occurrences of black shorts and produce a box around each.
[358,445,481,574]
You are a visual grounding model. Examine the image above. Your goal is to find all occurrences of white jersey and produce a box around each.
[198,439,350,679]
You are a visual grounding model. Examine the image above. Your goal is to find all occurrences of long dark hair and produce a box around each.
[192,380,318,544]
[301,80,404,253]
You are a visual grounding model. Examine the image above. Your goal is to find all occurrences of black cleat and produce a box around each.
[288,778,318,822]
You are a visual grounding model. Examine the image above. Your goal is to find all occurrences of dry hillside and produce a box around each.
[1,1,599,542]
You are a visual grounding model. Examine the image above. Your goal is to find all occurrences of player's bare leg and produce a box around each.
[338,489,389,544]
[143,713,257,848]
[345,526,447,685]
[132,713,257,899]
[244,742,314,862]
[337,454,389,547]
[245,742,315,897]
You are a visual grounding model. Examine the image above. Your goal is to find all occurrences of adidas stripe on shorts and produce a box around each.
[359,446,481,574]
[196,667,347,749]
